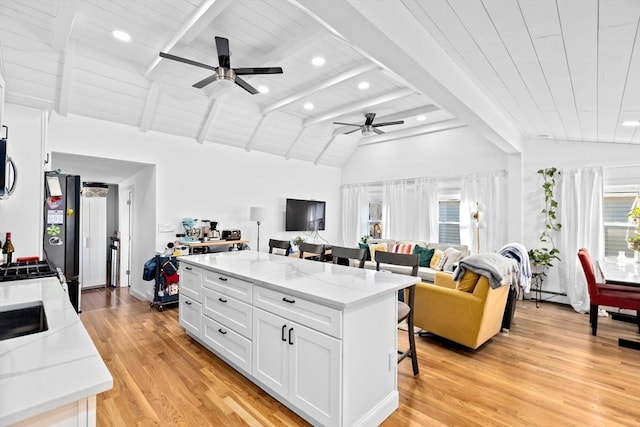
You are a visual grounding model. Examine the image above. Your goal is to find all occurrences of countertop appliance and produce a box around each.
[222,230,241,241]
[43,172,81,312]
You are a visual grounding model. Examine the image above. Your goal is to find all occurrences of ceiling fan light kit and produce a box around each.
[333,112,405,136]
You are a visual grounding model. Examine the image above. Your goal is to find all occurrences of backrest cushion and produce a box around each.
[428,243,470,257]
[413,245,435,267]
[393,242,415,254]
[430,249,444,270]
[442,247,464,272]
[358,242,371,261]
[368,243,388,261]
[456,270,480,292]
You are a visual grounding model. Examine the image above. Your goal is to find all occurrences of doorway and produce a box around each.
[120,186,133,288]
[80,193,107,289]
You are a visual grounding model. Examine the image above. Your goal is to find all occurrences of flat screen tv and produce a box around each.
[285,198,326,232]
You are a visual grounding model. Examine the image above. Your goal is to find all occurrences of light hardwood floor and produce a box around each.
[80,298,640,426]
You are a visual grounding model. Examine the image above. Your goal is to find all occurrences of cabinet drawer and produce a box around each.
[202,316,252,375]
[202,270,252,304]
[179,295,202,338]
[203,287,253,339]
[253,286,342,338]
[180,265,202,302]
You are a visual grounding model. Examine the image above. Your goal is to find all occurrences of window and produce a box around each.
[438,198,460,244]
[603,193,636,256]
[367,201,383,238]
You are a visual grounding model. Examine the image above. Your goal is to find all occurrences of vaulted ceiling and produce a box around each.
[0,0,638,168]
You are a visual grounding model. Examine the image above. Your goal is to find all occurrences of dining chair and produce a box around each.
[375,251,419,375]
[298,242,326,261]
[577,248,640,335]
[268,239,291,256]
[331,246,366,268]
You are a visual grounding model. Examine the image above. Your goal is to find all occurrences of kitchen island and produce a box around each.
[0,277,112,426]
[179,250,419,426]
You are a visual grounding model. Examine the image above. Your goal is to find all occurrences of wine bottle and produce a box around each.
[3,232,15,264]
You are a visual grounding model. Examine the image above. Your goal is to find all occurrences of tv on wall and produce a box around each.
[285,198,326,232]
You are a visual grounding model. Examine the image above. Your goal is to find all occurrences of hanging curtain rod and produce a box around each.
[340,169,508,189]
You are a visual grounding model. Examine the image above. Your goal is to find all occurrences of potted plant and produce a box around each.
[627,204,640,261]
[528,168,562,280]
[292,235,305,250]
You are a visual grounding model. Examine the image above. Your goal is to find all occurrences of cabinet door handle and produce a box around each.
[218,328,227,335]
[281,325,287,341]
[185,266,192,271]
[218,297,227,303]
[288,327,294,345]
[185,300,192,305]
[282,297,295,304]
[218,276,228,281]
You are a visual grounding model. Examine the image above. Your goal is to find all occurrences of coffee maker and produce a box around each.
[210,221,221,239]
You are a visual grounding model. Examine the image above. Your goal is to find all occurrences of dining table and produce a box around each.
[596,256,640,350]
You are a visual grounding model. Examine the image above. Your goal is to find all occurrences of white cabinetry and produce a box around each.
[253,307,340,426]
[179,264,202,338]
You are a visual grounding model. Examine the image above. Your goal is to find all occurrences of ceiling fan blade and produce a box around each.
[364,113,376,126]
[234,67,283,75]
[372,128,384,135]
[372,120,405,127]
[215,36,231,68]
[235,76,259,94]
[192,74,218,89]
[333,122,361,126]
[344,128,362,135]
[159,52,217,71]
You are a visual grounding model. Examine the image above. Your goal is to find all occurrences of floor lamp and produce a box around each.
[250,207,264,252]
[472,202,486,254]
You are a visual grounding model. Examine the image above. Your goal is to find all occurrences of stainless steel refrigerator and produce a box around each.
[43,172,81,312]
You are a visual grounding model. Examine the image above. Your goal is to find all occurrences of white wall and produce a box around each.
[0,104,45,258]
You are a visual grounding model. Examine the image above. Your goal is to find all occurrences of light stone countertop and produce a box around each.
[179,250,419,309]
[0,277,113,426]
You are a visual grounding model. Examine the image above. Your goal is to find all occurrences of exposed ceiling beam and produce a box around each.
[145,0,231,78]
[57,40,75,117]
[358,119,467,146]
[314,135,337,165]
[245,115,266,151]
[295,0,522,154]
[139,83,159,132]
[332,104,439,136]
[261,62,378,115]
[51,0,79,51]
[197,98,222,143]
[5,93,53,111]
[302,88,413,127]
[284,127,306,159]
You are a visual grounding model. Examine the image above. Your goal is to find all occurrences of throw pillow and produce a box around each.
[392,242,415,254]
[457,271,480,292]
[358,242,371,261]
[442,247,464,272]
[413,245,435,267]
[430,249,444,270]
[368,243,387,261]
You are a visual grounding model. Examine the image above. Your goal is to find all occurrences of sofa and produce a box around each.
[412,271,510,349]
[360,239,470,283]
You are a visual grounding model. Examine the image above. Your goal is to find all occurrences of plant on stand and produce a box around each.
[528,167,562,281]
[627,202,640,262]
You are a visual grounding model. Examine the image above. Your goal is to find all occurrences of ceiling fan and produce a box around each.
[333,113,404,136]
[159,36,283,94]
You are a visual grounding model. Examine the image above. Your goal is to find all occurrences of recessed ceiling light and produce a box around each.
[258,85,270,94]
[112,30,131,42]
[358,81,370,90]
[416,115,426,121]
[303,102,314,110]
[621,120,640,127]
[537,134,553,139]
[311,57,325,66]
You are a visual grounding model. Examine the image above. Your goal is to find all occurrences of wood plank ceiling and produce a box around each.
[0,0,638,169]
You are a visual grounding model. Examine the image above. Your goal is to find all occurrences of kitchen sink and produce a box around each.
[0,301,48,341]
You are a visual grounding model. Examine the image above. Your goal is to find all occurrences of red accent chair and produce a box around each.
[577,248,640,336]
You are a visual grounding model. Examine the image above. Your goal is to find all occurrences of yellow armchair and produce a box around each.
[413,271,510,349]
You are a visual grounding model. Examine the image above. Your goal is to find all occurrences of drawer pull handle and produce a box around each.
[185,300,192,306]
[185,266,192,270]
[281,324,287,341]
[218,276,228,281]
[218,329,227,335]
[218,297,227,303]
[288,327,294,345]
[282,297,295,304]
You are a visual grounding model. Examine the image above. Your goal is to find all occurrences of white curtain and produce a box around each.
[460,170,508,254]
[415,178,439,242]
[383,180,410,240]
[380,178,438,242]
[340,184,367,246]
[556,167,603,313]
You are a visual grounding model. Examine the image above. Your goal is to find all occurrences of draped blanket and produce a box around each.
[453,253,519,289]
[498,243,532,292]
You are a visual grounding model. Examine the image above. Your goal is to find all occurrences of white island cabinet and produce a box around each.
[179,251,418,426]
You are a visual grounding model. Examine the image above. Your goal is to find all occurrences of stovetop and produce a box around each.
[0,261,58,282]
